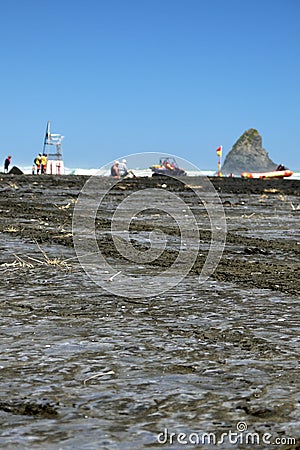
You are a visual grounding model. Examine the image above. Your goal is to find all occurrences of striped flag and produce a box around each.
[216,146,222,157]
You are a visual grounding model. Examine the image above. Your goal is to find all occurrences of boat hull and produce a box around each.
[241,170,293,179]
[151,167,187,176]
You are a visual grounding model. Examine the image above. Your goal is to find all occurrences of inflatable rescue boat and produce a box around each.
[241,165,293,179]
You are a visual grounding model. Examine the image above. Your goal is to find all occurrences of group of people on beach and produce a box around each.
[2,153,49,175]
[110,159,135,178]
[32,153,48,174]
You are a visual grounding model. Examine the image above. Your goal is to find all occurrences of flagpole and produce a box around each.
[43,121,50,154]
[216,146,222,177]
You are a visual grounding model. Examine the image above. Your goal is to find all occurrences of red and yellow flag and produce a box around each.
[216,146,222,157]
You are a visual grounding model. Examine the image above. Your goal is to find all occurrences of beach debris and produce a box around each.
[0,255,34,270]
[54,198,77,210]
[54,202,71,210]
[0,241,75,273]
[291,203,300,211]
[8,182,18,189]
[3,225,19,233]
[241,212,255,218]
[32,241,73,271]
[264,188,279,193]
[109,271,122,282]
[52,231,73,239]
[259,193,268,201]
[186,185,203,189]
[276,194,286,202]
[83,369,115,385]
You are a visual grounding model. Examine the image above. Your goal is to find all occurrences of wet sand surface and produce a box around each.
[0,174,299,449]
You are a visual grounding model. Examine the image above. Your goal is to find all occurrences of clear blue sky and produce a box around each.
[1,0,299,169]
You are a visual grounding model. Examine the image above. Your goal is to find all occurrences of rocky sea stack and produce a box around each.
[222,128,277,175]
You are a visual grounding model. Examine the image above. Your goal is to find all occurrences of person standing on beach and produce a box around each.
[34,153,42,174]
[40,154,48,174]
[4,155,12,174]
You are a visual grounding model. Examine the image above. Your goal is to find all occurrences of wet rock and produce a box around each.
[236,402,274,417]
[8,166,24,175]
[0,399,59,418]
[244,247,269,255]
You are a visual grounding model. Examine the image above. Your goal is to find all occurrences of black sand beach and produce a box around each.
[0,174,299,449]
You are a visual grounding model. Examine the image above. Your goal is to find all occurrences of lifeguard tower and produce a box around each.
[43,121,65,175]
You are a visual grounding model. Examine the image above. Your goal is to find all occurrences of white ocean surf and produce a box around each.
[18,165,300,179]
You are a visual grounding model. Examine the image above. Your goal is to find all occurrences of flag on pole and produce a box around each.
[216,146,223,177]
[216,146,222,157]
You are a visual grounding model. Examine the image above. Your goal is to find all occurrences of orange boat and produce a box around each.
[241,165,293,179]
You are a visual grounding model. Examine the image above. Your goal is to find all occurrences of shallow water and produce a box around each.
[0,237,299,449]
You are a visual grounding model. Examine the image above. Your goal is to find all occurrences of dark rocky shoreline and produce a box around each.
[0,174,299,295]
